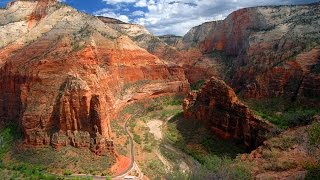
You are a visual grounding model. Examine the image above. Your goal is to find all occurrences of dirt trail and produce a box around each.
[155,150,172,172]
[147,119,163,140]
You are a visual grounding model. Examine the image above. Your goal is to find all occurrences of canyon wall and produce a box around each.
[183,77,277,148]
[0,0,189,153]
[180,3,320,99]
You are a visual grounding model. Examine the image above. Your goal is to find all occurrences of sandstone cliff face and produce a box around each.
[0,0,189,153]
[183,77,276,148]
[158,35,183,47]
[241,116,320,179]
[180,3,320,99]
[101,19,224,85]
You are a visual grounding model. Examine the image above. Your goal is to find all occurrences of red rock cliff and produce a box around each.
[0,1,189,153]
[183,77,277,148]
[180,3,320,99]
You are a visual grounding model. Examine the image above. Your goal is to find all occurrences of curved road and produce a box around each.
[69,115,142,179]
[112,115,137,179]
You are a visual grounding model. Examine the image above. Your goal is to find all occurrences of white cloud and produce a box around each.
[94,8,130,22]
[102,0,137,4]
[97,0,318,35]
[132,10,145,16]
[133,0,235,35]
[135,0,147,7]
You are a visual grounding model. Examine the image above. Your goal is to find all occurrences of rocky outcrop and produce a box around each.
[97,16,128,24]
[180,3,320,99]
[183,77,277,148]
[0,0,189,154]
[158,35,183,47]
[240,116,320,179]
[99,16,224,85]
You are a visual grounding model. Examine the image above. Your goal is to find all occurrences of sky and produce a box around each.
[0,0,319,35]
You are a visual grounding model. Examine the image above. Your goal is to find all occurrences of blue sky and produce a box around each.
[1,0,319,35]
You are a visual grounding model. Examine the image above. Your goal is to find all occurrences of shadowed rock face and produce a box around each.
[183,77,277,148]
[180,3,320,99]
[0,0,189,153]
[101,3,320,101]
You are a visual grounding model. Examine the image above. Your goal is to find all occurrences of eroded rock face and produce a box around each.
[0,0,189,153]
[180,3,320,99]
[158,35,183,47]
[183,77,277,148]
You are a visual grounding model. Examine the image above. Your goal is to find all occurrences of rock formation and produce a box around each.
[240,116,320,179]
[101,18,222,85]
[158,35,183,47]
[0,0,189,153]
[183,77,277,148]
[179,3,320,99]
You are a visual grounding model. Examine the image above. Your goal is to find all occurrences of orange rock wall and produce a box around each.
[183,77,276,148]
[0,32,189,152]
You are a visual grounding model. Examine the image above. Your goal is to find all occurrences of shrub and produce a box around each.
[63,169,72,176]
[245,98,319,129]
[166,170,190,180]
[308,122,320,145]
[232,164,253,180]
[264,160,297,171]
[305,163,320,180]
[133,134,141,144]
[160,146,176,162]
[191,80,206,91]
[0,123,22,159]
[143,144,152,152]
[311,64,320,74]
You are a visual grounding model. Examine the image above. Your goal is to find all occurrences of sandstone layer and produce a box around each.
[0,0,189,153]
[183,77,277,148]
[101,18,223,85]
[180,3,320,99]
[241,116,320,179]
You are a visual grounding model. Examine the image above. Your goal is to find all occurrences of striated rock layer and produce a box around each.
[0,0,189,153]
[183,77,277,148]
[179,3,320,99]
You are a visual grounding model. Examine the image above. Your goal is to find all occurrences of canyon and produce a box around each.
[0,0,189,153]
[179,3,320,100]
[0,0,319,179]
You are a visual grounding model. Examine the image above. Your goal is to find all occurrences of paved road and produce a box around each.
[112,115,144,179]
[69,115,143,180]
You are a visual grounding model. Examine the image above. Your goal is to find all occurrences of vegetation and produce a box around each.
[191,80,206,91]
[142,160,166,179]
[0,134,95,179]
[308,121,320,145]
[71,24,93,52]
[305,163,320,180]
[120,80,151,96]
[119,96,188,178]
[165,113,247,160]
[0,162,56,179]
[63,169,72,176]
[164,113,252,179]
[190,156,252,180]
[268,136,298,150]
[244,98,320,129]
[311,64,320,75]
[264,160,297,171]
[0,123,22,159]
[133,134,142,144]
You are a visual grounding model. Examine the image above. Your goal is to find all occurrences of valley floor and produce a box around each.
[0,96,319,179]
